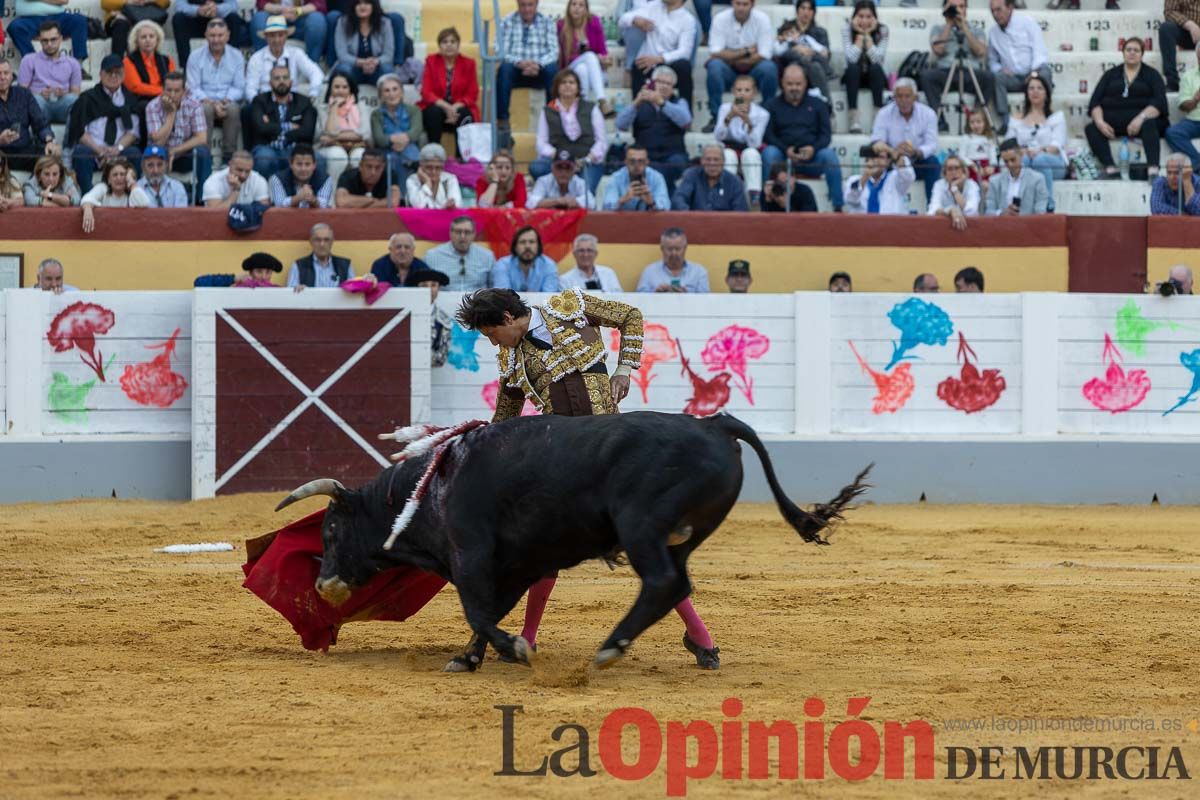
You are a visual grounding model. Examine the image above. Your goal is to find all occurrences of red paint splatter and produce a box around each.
[679,339,731,417]
[849,341,914,414]
[120,328,190,408]
[1082,334,1151,413]
[480,380,539,416]
[936,333,1007,414]
[701,325,770,403]
[46,302,116,382]
[609,323,677,403]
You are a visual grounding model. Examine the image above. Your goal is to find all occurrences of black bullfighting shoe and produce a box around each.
[683,634,720,670]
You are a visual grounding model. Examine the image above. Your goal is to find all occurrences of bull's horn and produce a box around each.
[274,479,347,512]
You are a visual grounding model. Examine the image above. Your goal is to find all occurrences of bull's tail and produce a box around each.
[711,413,872,545]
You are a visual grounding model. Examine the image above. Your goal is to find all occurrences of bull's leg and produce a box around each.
[594,537,692,669]
[444,579,532,672]
[453,556,535,667]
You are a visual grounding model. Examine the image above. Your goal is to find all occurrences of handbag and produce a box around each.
[455,122,493,164]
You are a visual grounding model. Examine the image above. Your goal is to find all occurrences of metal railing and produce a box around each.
[474,0,505,154]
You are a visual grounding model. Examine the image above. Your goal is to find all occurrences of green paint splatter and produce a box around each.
[1115,300,1178,357]
[48,372,97,425]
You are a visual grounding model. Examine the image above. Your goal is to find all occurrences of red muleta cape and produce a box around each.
[242,510,448,652]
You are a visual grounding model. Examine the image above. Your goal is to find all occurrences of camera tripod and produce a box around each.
[940,28,995,134]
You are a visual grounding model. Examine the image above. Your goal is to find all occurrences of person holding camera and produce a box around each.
[761,160,818,212]
[761,63,843,211]
[1159,265,1194,295]
[615,64,692,191]
[602,144,671,211]
[844,145,915,215]
[922,0,994,134]
[713,74,769,202]
[985,137,1048,215]
[1150,153,1200,215]
[559,234,623,292]
[927,154,980,230]
[987,0,1051,133]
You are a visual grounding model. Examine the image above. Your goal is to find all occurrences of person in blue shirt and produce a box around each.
[602,145,670,211]
[370,232,430,286]
[671,143,749,211]
[491,225,562,292]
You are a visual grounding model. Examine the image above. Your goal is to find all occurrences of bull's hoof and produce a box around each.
[593,647,625,669]
[498,641,536,664]
[443,656,478,673]
[507,635,534,667]
[683,634,721,670]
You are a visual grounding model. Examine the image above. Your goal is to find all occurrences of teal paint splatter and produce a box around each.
[48,372,97,425]
[1115,300,1179,357]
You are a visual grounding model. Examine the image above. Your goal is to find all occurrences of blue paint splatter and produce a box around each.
[448,323,481,372]
[885,298,955,370]
[1163,349,1200,416]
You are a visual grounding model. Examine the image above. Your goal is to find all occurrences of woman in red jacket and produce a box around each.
[419,27,480,157]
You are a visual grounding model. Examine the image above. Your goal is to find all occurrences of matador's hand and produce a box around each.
[610,375,630,405]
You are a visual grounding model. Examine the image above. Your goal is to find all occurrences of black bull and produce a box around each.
[275,412,871,671]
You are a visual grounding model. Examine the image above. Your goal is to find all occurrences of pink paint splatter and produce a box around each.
[849,341,914,414]
[481,380,538,416]
[120,328,189,408]
[1082,334,1151,413]
[679,339,731,417]
[937,333,1006,414]
[609,323,677,403]
[47,302,116,382]
[701,325,770,403]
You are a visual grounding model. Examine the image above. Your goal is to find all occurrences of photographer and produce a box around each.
[1151,153,1200,215]
[1159,265,1194,295]
[843,145,914,215]
[921,0,993,134]
[761,160,817,212]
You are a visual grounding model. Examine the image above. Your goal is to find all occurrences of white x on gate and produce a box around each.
[213,308,409,492]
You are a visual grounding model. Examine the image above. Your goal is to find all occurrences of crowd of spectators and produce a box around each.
[2,0,1200,221]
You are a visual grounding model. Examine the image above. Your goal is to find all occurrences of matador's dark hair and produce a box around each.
[456,289,531,330]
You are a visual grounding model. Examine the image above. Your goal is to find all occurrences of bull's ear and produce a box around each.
[275,479,349,512]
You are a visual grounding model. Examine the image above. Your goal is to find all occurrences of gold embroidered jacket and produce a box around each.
[493,288,644,420]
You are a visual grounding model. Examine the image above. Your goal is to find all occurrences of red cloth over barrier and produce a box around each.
[242,510,448,651]
[395,208,586,262]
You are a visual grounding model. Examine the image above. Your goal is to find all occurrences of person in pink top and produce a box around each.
[556,0,612,115]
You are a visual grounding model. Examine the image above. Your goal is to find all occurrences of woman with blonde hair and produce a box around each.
[101,0,170,59]
[0,153,25,213]
[558,0,612,114]
[23,154,81,207]
[123,19,175,103]
[475,149,528,208]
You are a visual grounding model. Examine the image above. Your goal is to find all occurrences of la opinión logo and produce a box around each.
[495,697,936,796]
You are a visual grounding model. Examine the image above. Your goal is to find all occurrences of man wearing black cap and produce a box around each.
[725,260,752,293]
[528,150,591,209]
[237,252,284,287]
[404,268,453,367]
[68,55,142,193]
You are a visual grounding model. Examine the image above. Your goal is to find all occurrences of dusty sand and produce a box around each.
[2,496,1199,799]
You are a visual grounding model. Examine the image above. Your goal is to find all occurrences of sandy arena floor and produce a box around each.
[2,496,1199,799]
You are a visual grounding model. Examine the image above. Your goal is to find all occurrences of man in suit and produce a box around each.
[244,63,317,177]
[986,138,1049,216]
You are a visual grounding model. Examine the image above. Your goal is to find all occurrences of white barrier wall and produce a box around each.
[1,290,1198,442]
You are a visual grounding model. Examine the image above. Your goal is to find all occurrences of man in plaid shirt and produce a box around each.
[496,0,559,128]
[145,70,213,196]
